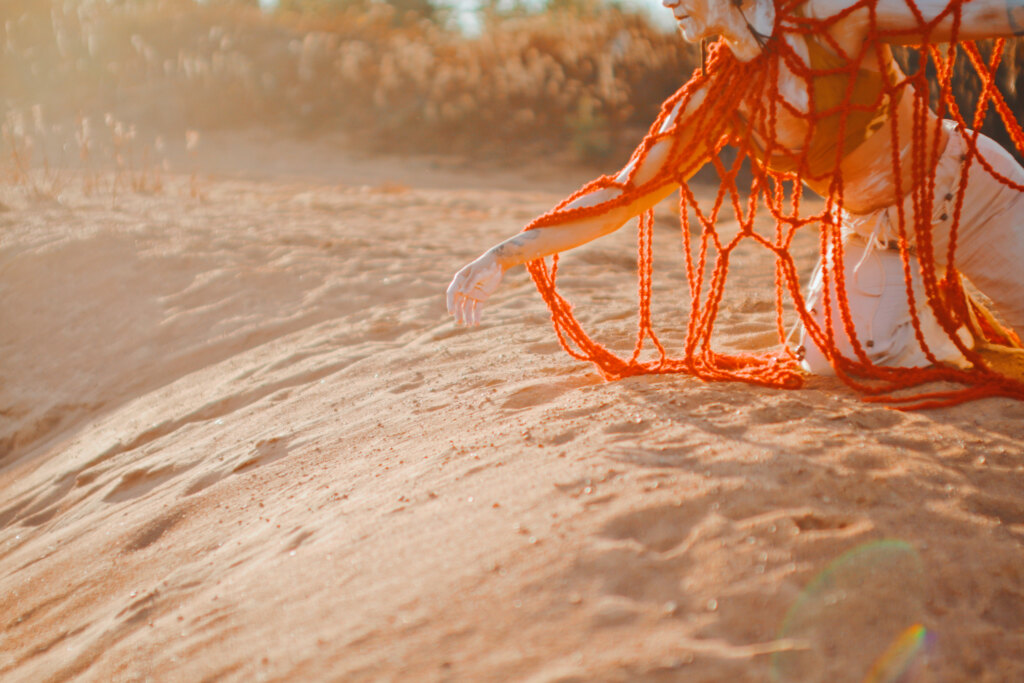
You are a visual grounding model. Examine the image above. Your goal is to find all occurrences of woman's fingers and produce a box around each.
[446,273,482,325]
[447,256,504,325]
[458,294,479,326]
[446,271,468,316]
[446,290,485,326]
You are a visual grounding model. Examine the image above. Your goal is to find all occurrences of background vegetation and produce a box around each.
[3,0,1023,168]
[2,0,697,164]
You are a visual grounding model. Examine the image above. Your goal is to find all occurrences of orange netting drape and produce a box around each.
[522,0,1024,409]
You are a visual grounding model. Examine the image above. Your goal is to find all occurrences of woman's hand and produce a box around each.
[446,253,504,326]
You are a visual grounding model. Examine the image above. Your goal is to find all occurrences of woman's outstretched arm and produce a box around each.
[447,87,713,326]
[812,0,1024,44]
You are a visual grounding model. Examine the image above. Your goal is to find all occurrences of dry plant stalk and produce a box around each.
[186,129,202,200]
[4,1,1021,164]
[1,106,171,205]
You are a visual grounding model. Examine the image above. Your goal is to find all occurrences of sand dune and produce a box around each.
[1,131,1022,681]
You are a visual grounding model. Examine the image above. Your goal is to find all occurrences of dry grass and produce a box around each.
[2,0,697,163]
[3,0,1023,176]
[1,104,179,205]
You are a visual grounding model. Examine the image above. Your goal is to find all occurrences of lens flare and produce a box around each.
[771,539,932,683]
[864,623,930,683]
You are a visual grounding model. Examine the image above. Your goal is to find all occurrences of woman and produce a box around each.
[446,0,1024,386]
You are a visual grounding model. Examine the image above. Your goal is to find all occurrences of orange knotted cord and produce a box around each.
[523,0,1024,407]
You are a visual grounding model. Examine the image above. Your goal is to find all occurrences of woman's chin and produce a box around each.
[677,25,701,43]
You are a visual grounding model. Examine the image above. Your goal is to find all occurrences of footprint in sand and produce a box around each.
[609,443,701,468]
[462,376,505,391]
[965,492,1024,526]
[116,588,162,625]
[182,471,226,497]
[283,529,314,554]
[603,418,651,435]
[729,295,775,314]
[20,506,62,528]
[982,588,1024,630]
[123,507,188,552]
[556,403,607,420]
[548,429,578,446]
[791,511,857,533]
[184,436,296,495]
[389,372,425,394]
[501,378,586,410]
[849,408,906,430]
[104,464,191,504]
[873,433,934,453]
[9,472,78,527]
[569,544,689,607]
[0,500,32,528]
[0,402,101,463]
[598,501,708,553]
[839,448,899,472]
[589,595,646,628]
[523,340,563,355]
[748,401,814,425]
[728,329,783,351]
[231,435,293,474]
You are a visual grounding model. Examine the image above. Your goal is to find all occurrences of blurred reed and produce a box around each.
[2,0,1022,168]
[1,0,696,162]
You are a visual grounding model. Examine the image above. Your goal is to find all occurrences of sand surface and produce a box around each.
[2,130,1023,681]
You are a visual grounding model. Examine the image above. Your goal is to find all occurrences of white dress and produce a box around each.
[798,121,1024,374]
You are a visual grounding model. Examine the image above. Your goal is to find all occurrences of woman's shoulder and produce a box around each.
[786,0,874,50]
[791,0,874,25]
[797,0,855,19]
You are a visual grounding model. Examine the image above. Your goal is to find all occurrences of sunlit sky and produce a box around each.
[253,0,677,35]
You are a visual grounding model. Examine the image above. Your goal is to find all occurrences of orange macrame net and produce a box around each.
[523,0,1024,409]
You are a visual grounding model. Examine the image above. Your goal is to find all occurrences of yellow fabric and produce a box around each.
[958,282,1024,378]
[966,292,1024,380]
[974,344,1024,381]
[733,35,901,179]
